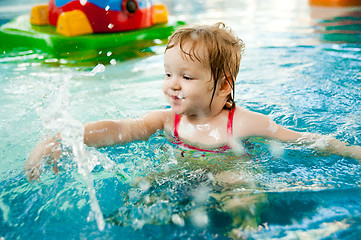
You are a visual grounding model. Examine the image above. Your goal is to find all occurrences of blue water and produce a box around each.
[1,0,361,239]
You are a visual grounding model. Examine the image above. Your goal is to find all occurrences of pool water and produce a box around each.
[1,0,361,239]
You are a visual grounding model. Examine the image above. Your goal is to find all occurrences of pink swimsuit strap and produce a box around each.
[173,108,236,153]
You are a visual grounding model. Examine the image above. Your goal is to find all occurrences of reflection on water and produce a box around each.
[311,6,361,43]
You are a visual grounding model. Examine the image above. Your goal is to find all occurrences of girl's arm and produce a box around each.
[24,110,171,181]
[269,123,361,161]
[305,133,361,160]
[236,108,361,162]
[84,110,168,147]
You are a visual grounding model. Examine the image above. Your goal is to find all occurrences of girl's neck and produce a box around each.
[183,106,226,125]
[179,96,228,124]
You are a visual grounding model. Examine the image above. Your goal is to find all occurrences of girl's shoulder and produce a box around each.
[143,109,175,131]
[234,107,269,121]
[233,106,256,119]
[233,107,274,137]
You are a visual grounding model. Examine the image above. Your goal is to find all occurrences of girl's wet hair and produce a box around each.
[165,22,245,109]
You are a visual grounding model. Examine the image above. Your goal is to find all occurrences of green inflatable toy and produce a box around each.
[0,15,184,65]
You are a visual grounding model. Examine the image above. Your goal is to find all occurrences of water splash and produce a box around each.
[0,196,11,227]
[37,75,105,231]
[88,64,106,76]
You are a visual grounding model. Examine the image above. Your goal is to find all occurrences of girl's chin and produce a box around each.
[171,108,183,115]
[170,105,184,115]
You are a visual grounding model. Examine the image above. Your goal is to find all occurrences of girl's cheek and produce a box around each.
[162,83,170,97]
[161,81,167,91]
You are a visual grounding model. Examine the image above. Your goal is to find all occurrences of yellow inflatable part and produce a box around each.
[152,4,168,24]
[56,10,93,37]
[30,5,49,25]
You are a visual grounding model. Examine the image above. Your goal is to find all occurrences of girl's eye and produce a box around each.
[183,76,192,80]
[165,73,171,78]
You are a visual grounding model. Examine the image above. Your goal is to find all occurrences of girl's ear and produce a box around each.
[218,75,233,97]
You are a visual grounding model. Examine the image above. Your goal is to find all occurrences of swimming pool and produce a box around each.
[1,0,361,239]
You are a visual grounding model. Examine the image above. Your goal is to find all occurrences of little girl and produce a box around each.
[25,22,361,181]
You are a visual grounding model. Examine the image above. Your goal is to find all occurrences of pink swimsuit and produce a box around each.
[173,108,236,153]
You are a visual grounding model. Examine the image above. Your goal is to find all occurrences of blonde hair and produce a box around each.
[165,22,245,109]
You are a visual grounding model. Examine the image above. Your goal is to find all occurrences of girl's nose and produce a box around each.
[170,77,181,90]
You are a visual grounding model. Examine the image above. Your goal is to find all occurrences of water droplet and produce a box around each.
[190,208,208,228]
[171,214,184,226]
[176,92,184,99]
[229,137,246,155]
[138,179,150,191]
[192,185,211,204]
[110,59,117,65]
[89,64,105,76]
[269,141,284,157]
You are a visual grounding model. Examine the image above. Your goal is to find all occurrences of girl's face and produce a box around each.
[163,44,215,116]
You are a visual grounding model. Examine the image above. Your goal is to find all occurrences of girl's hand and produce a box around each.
[24,139,61,181]
[297,133,361,163]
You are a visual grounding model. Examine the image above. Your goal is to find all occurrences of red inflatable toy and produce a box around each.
[30,0,168,36]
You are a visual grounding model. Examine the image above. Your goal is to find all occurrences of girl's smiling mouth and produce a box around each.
[167,90,184,101]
